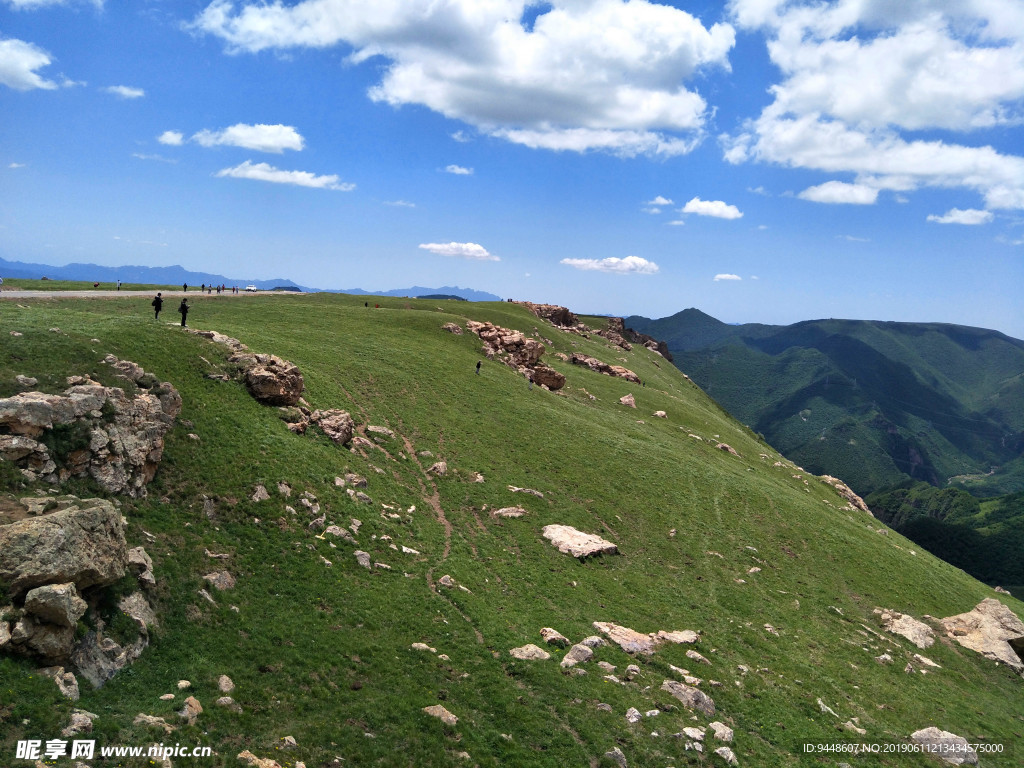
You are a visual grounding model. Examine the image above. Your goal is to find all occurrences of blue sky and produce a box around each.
[2,0,1023,337]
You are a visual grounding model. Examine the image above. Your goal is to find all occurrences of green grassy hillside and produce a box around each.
[2,293,1023,767]
[627,311,1024,498]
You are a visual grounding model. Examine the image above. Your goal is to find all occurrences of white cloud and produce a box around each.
[192,0,735,157]
[0,37,58,91]
[132,153,177,163]
[5,0,103,8]
[926,208,994,225]
[725,0,1024,209]
[682,196,743,219]
[642,207,662,215]
[839,234,870,242]
[798,181,878,205]
[451,130,472,143]
[104,85,144,99]
[647,196,673,206]
[418,242,498,261]
[158,130,184,146]
[215,160,354,190]
[668,220,686,226]
[384,199,415,207]
[8,162,26,168]
[444,164,473,175]
[713,273,742,281]
[560,255,659,275]
[193,124,305,153]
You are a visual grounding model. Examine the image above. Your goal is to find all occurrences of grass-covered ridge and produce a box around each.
[627,309,1024,498]
[2,292,1023,767]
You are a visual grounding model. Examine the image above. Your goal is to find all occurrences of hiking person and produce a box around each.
[476,361,481,375]
[183,282,188,292]
[117,280,121,291]
[178,299,189,328]
[152,292,163,319]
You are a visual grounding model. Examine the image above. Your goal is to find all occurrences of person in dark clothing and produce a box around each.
[178,299,189,328]
[183,282,188,292]
[152,292,163,319]
[476,361,481,375]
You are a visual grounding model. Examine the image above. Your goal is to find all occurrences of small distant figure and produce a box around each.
[365,302,368,307]
[475,361,481,375]
[93,282,100,288]
[178,299,189,328]
[183,282,188,292]
[152,292,163,319]
[116,280,121,291]
[201,283,205,293]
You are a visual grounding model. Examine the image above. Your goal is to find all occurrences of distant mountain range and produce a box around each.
[627,308,1024,498]
[0,257,501,302]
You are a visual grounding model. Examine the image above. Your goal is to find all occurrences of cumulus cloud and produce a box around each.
[158,130,184,146]
[444,164,473,175]
[104,85,144,99]
[646,196,674,206]
[798,181,878,205]
[713,273,741,281]
[560,255,659,275]
[215,160,354,190]
[0,37,58,90]
[927,208,994,225]
[682,196,743,219]
[725,0,1024,209]
[192,0,735,157]
[418,242,499,261]
[193,123,305,153]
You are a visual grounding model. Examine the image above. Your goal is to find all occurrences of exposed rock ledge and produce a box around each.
[941,598,1024,674]
[570,353,640,383]
[465,320,565,391]
[0,357,180,496]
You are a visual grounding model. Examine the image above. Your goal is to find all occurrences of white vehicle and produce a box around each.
[245,285,258,292]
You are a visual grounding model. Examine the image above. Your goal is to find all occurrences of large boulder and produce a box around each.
[910,727,978,765]
[940,599,1024,673]
[541,525,617,559]
[661,679,716,716]
[310,409,355,445]
[465,320,563,387]
[24,583,87,627]
[530,364,566,391]
[233,353,304,406]
[0,497,127,599]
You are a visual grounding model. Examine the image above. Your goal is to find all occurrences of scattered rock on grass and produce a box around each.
[542,525,617,558]
[422,704,458,726]
[510,644,550,660]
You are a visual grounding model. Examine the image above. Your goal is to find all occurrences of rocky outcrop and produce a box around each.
[940,599,1024,673]
[0,495,154,683]
[231,353,304,406]
[874,608,935,649]
[820,475,872,515]
[311,410,355,445]
[541,525,617,558]
[570,353,640,383]
[593,622,699,655]
[594,318,632,351]
[0,497,127,599]
[0,360,180,496]
[520,302,579,328]
[622,325,674,362]
[465,320,565,390]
